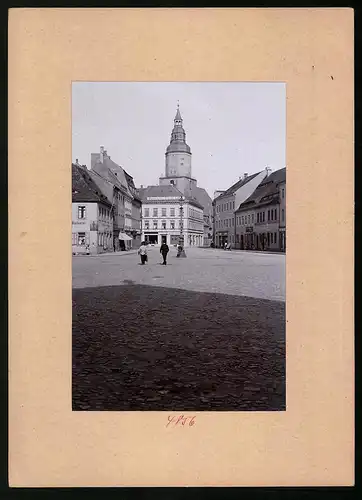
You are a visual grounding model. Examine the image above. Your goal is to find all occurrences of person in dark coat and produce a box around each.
[160,242,169,265]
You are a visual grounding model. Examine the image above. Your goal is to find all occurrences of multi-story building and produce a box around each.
[235,167,286,251]
[158,105,213,244]
[124,169,142,248]
[213,169,269,248]
[139,184,204,247]
[72,162,113,254]
[90,147,140,250]
[278,178,286,251]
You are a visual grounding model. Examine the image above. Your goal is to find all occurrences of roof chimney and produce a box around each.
[265,166,272,177]
[75,158,80,166]
[243,173,248,180]
[100,146,104,163]
[140,185,144,188]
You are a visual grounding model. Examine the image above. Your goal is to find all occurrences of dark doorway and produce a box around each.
[161,235,167,244]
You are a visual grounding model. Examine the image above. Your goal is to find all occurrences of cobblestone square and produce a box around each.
[72,248,285,411]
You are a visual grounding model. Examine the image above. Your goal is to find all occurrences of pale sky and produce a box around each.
[72,82,285,198]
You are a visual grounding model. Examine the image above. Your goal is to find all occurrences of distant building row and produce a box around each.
[72,147,141,255]
[213,167,286,252]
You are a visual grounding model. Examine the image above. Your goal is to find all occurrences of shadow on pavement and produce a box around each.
[72,284,285,411]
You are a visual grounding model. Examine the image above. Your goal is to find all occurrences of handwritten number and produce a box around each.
[166,415,196,428]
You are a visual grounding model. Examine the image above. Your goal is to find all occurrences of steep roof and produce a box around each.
[190,186,213,215]
[140,184,203,209]
[259,167,286,187]
[139,184,183,199]
[236,168,286,211]
[72,164,111,206]
[91,152,131,194]
[215,172,261,200]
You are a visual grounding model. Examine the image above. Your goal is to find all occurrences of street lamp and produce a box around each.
[178,195,187,258]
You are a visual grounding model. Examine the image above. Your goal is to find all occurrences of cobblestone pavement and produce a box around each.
[73,284,285,411]
[73,247,285,411]
[73,247,285,302]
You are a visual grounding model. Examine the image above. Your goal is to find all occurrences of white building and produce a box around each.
[139,184,204,247]
[72,163,113,254]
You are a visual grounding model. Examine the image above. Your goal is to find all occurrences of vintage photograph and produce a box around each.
[72,82,286,411]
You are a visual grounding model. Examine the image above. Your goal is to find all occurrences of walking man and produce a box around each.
[138,241,148,265]
[160,241,169,265]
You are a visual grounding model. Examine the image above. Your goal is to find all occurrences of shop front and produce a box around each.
[279,228,286,252]
[144,232,158,245]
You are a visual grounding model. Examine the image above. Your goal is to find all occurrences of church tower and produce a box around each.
[159,104,197,196]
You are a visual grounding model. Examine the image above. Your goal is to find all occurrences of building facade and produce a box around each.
[278,179,286,251]
[124,169,142,249]
[139,185,204,247]
[235,167,286,252]
[72,163,113,254]
[213,169,268,248]
[90,147,141,250]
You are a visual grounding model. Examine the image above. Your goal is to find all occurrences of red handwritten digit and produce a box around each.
[175,415,184,426]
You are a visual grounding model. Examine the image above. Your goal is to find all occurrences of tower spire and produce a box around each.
[175,102,182,122]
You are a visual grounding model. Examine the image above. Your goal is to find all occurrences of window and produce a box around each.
[170,208,175,217]
[170,221,175,229]
[233,201,235,209]
[232,218,234,226]
[153,220,158,229]
[144,221,149,230]
[274,233,277,244]
[268,210,270,221]
[161,220,166,229]
[263,212,265,222]
[153,208,158,217]
[282,209,285,222]
[275,209,277,220]
[144,208,150,217]
[162,208,167,216]
[78,232,86,245]
[282,188,285,199]
[252,213,254,223]
[248,215,251,224]
[78,206,86,219]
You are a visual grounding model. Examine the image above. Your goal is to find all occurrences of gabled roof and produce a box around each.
[259,167,286,187]
[190,186,213,215]
[72,164,111,206]
[91,152,131,194]
[236,168,286,211]
[215,172,261,200]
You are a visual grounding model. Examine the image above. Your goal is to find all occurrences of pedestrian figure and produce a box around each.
[224,241,228,250]
[85,244,90,255]
[160,242,169,265]
[176,244,182,257]
[138,241,148,265]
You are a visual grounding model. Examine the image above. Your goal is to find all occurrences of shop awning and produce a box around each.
[118,232,132,241]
